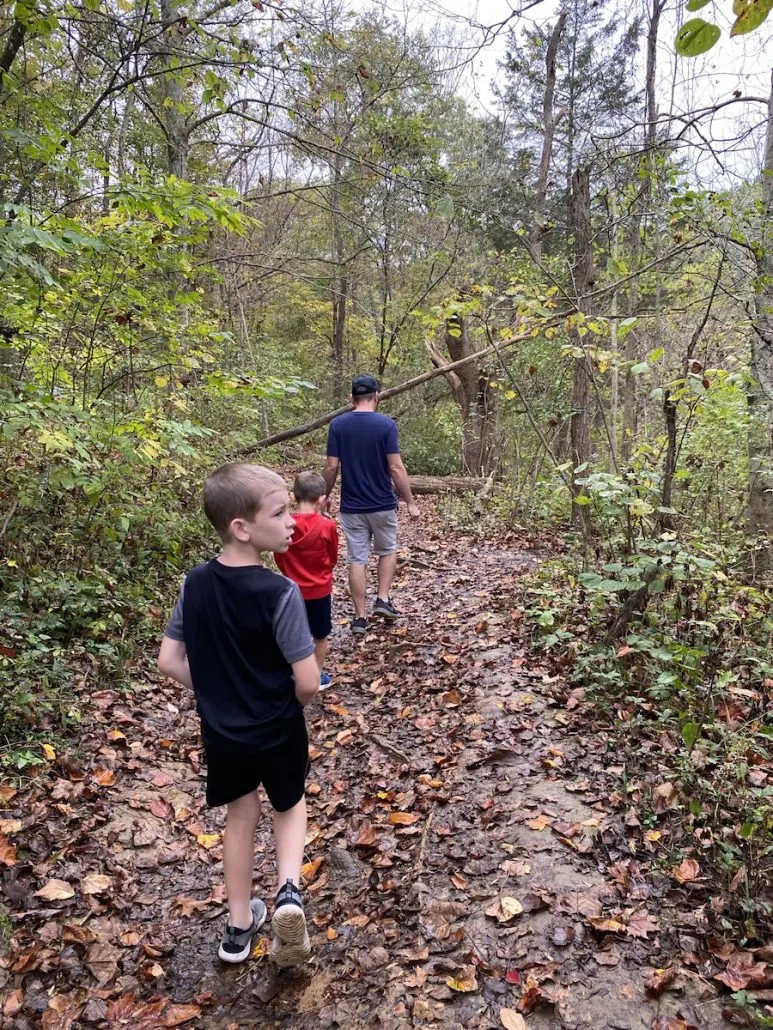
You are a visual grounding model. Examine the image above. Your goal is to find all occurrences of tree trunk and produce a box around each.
[426,312,498,477]
[748,68,773,552]
[569,165,592,532]
[160,0,189,178]
[532,11,568,261]
[330,152,346,406]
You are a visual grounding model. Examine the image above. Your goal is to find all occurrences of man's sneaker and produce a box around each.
[373,596,400,620]
[350,617,368,634]
[319,672,333,691]
[270,879,311,968]
[218,898,267,963]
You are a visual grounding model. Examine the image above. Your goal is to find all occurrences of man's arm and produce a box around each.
[158,636,193,689]
[323,455,339,497]
[387,453,420,517]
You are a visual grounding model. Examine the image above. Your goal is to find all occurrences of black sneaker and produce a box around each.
[218,898,267,963]
[351,617,368,634]
[373,596,400,620]
[270,879,311,968]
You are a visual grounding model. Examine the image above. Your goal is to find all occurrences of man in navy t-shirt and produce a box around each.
[324,373,419,633]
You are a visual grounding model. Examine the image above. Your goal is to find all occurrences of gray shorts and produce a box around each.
[340,510,398,564]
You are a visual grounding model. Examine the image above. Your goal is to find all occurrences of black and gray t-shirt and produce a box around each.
[165,560,314,750]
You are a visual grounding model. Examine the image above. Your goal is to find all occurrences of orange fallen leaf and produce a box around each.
[672,857,701,883]
[163,1003,202,1027]
[93,768,116,787]
[301,856,323,882]
[441,654,458,665]
[0,837,17,867]
[526,814,553,831]
[388,812,420,826]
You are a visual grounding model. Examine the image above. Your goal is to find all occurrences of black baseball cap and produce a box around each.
[351,373,381,396]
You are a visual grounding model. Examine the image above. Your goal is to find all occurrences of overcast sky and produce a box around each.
[364,0,772,185]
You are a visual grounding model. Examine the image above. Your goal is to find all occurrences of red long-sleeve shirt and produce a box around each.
[275,513,339,600]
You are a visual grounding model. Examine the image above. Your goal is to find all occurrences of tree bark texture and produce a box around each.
[748,68,773,546]
[532,11,568,261]
[569,165,592,532]
[425,314,498,476]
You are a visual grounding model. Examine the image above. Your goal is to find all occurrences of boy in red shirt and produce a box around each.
[275,472,339,687]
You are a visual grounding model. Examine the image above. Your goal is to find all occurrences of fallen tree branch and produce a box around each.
[225,314,568,459]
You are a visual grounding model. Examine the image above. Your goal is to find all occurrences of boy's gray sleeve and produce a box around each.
[274,581,315,663]
[164,581,186,641]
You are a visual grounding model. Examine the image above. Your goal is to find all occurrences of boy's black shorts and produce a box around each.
[204,714,309,811]
[304,595,332,640]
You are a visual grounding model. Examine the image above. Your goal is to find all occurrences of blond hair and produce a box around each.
[203,463,286,540]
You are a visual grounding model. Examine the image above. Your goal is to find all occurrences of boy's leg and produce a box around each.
[272,796,307,890]
[313,636,329,672]
[223,789,262,930]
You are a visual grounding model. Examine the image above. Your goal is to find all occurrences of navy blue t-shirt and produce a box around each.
[165,561,314,750]
[326,411,399,514]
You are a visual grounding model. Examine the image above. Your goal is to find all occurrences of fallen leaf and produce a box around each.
[163,1004,202,1027]
[500,1010,527,1030]
[446,967,478,992]
[672,858,701,883]
[485,895,524,922]
[85,942,120,984]
[644,966,678,996]
[354,822,378,847]
[196,833,220,850]
[0,837,17,867]
[42,743,56,761]
[441,654,458,665]
[388,812,420,826]
[501,860,531,877]
[526,814,553,830]
[82,873,112,895]
[626,911,659,938]
[35,879,75,901]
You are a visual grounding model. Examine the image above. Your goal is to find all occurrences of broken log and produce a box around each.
[409,475,486,494]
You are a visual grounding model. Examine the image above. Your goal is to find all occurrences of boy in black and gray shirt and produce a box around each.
[158,463,319,967]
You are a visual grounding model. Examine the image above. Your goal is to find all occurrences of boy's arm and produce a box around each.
[274,582,318,704]
[158,636,192,689]
[326,519,339,566]
[292,654,320,706]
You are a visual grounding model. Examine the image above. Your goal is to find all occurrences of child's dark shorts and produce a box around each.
[204,714,309,811]
[304,595,332,640]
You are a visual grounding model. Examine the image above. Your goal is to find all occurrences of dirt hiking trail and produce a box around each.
[0,500,735,1029]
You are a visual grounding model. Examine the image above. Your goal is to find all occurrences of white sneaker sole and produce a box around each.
[270,902,311,967]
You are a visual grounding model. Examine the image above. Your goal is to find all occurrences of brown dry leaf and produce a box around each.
[651,1017,699,1030]
[441,654,458,665]
[35,879,75,901]
[450,872,468,889]
[0,784,17,802]
[500,1010,527,1030]
[442,689,462,707]
[301,856,324,882]
[151,771,174,788]
[526,814,552,831]
[354,822,378,847]
[501,859,531,877]
[81,873,112,895]
[85,942,120,984]
[93,768,116,787]
[0,818,22,833]
[644,966,678,996]
[587,916,626,933]
[404,965,428,988]
[163,1004,202,1027]
[149,799,173,821]
[3,987,23,1017]
[0,836,17,867]
[671,858,701,883]
[174,896,210,917]
[626,911,660,938]
[41,993,83,1030]
[485,895,524,923]
[446,966,478,992]
[388,812,420,826]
